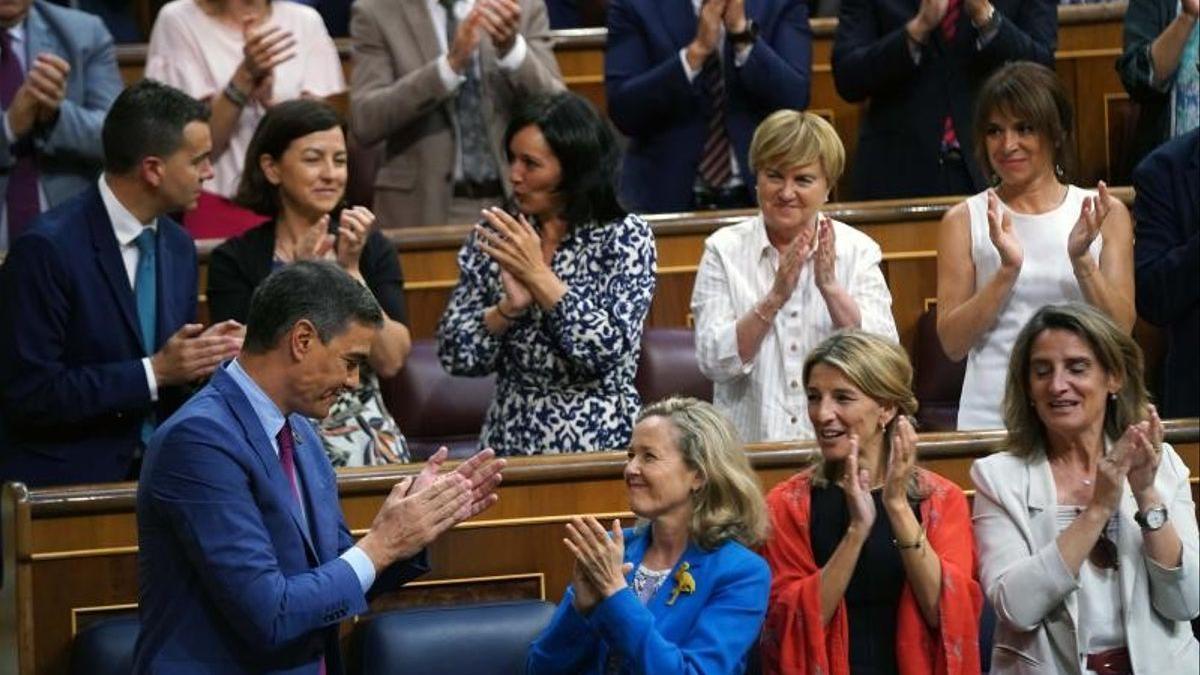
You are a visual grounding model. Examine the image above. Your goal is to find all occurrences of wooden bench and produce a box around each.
[3,419,1197,674]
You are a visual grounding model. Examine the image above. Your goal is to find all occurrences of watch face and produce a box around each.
[1145,507,1167,529]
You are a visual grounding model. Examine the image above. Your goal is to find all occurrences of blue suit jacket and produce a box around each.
[133,365,428,674]
[527,527,771,674]
[0,2,123,212]
[605,0,811,214]
[1133,129,1200,418]
[832,0,1056,199]
[0,184,196,486]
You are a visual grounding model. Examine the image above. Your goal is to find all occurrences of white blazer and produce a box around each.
[971,443,1199,674]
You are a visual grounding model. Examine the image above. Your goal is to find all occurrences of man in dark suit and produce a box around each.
[1133,129,1199,419]
[832,0,1056,200]
[605,0,812,214]
[0,0,124,248]
[0,80,243,487]
[134,261,505,673]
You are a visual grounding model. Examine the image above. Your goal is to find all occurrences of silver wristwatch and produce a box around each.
[1134,504,1169,531]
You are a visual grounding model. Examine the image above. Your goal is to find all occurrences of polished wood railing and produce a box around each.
[3,418,1196,675]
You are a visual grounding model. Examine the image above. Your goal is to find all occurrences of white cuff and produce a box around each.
[496,34,528,72]
[142,357,159,402]
[679,47,703,83]
[342,546,378,595]
[733,42,753,67]
[437,54,467,93]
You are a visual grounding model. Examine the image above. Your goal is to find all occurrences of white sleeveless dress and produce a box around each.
[956,186,1103,430]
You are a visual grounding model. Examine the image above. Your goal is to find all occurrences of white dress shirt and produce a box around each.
[691,214,898,443]
[97,174,160,402]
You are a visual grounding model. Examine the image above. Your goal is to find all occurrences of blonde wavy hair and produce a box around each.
[802,330,924,500]
[637,397,769,550]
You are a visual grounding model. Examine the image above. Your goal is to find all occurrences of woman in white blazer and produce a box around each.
[971,303,1198,675]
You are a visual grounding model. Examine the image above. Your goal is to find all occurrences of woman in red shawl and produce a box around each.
[761,330,982,675]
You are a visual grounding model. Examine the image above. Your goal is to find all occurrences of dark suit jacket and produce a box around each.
[1133,130,1200,419]
[0,2,123,213]
[133,366,427,673]
[832,0,1056,200]
[605,0,812,213]
[0,185,196,486]
[204,221,408,326]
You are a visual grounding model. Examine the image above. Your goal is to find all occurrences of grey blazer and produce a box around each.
[971,445,1199,675]
[0,1,122,218]
[349,0,564,229]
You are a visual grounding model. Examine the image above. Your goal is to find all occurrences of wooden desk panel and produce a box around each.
[3,420,1197,675]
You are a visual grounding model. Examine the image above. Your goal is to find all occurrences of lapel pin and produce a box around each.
[666,562,695,606]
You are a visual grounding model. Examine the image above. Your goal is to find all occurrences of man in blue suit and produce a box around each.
[1133,129,1200,419]
[134,261,506,673]
[0,0,124,248]
[605,0,812,213]
[0,80,244,487]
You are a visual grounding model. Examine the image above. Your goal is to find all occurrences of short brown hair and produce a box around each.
[973,61,1077,184]
[1002,303,1149,458]
[748,110,845,185]
[235,99,345,217]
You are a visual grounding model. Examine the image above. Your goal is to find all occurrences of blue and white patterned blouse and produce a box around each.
[437,213,657,456]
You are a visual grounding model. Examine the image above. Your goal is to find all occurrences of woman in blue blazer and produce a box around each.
[527,397,771,674]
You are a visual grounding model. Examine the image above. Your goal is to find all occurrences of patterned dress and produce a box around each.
[437,213,656,456]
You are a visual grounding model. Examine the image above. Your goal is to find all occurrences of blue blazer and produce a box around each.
[133,365,427,674]
[1133,130,1200,418]
[832,0,1056,199]
[605,0,812,214]
[0,185,196,486]
[527,527,771,674]
[0,2,123,212]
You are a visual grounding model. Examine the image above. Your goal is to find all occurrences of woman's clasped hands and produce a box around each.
[564,517,633,614]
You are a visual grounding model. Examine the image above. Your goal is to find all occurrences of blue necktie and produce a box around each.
[134,229,157,446]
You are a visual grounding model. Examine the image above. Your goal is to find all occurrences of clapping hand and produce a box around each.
[883,416,918,509]
[1067,181,1113,264]
[813,214,837,291]
[334,206,375,277]
[564,517,632,601]
[1125,405,1164,497]
[239,17,296,107]
[769,225,817,304]
[842,435,877,534]
[475,0,521,56]
[986,189,1023,271]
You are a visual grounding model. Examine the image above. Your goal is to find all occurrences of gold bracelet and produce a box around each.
[894,528,926,551]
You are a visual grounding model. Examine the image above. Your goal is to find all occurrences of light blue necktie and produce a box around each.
[134,229,157,445]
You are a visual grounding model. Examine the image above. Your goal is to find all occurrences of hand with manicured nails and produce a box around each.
[564,517,633,599]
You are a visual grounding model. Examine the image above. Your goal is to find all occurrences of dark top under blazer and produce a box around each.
[0,185,196,486]
[832,0,1057,200]
[605,0,813,213]
[205,221,408,325]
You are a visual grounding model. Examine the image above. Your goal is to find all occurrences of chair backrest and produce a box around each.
[912,304,967,431]
[354,600,557,675]
[69,614,139,675]
[635,328,712,405]
[378,339,496,461]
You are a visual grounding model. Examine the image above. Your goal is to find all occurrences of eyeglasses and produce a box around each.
[1089,532,1119,570]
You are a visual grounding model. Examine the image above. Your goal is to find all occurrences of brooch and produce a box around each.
[666,562,696,606]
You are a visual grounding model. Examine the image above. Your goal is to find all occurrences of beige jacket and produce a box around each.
[349,0,564,229]
[971,444,1199,674]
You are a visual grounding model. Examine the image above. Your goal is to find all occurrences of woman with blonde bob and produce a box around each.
[762,330,982,675]
[692,110,898,445]
[972,303,1199,674]
[527,397,771,674]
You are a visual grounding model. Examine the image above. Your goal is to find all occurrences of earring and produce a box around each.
[1108,392,1118,403]
[1055,163,1065,178]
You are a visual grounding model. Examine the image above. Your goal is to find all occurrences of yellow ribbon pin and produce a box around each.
[666,562,696,606]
